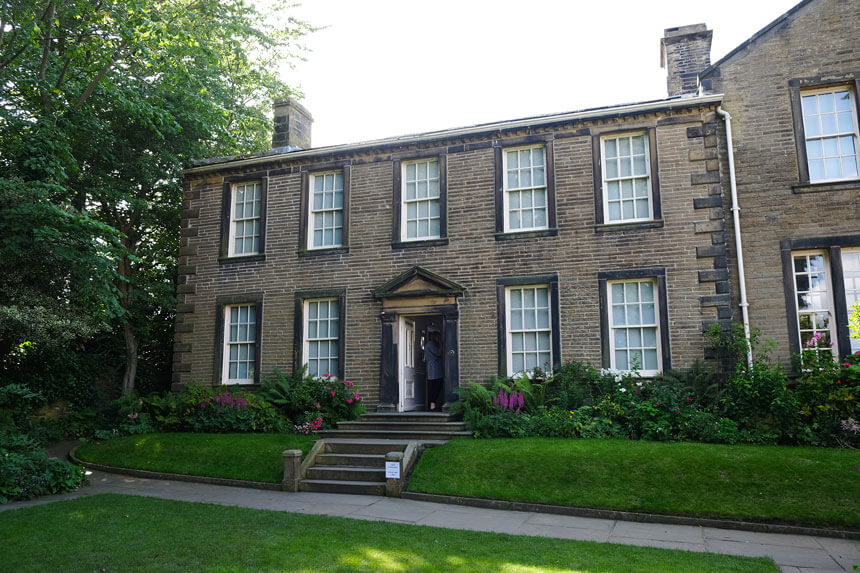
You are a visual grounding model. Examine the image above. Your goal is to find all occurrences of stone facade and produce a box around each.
[701,0,860,364]
[174,96,731,410]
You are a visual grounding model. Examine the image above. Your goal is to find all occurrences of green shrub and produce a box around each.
[186,390,289,434]
[0,430,85,503]
[259,367,364,431]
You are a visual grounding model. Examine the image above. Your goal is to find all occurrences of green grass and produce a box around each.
[408,438,860,529]
[0,494,778,572]
[75,433,316,483]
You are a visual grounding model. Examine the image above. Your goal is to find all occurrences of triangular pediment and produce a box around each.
[374,266,465,300]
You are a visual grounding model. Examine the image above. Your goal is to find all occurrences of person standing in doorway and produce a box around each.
[425,330,443,411]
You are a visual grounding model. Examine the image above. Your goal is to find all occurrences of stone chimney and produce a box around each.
[272,98,313,150]
[660,24,712,97]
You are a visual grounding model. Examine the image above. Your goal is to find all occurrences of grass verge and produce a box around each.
[75,432,316,483]
[408,438,860,529]
[0,494,778,572]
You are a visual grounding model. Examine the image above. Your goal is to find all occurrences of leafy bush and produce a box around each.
[0,430,85,503]
[186,390,288,434]
[259,367,363,430]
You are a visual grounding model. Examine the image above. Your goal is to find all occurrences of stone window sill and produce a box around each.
[792,179,860,194]
[392,238,449,250]
[299,247,350,258]
[594,219,664,233]
[494,228,558,241]
[219,254,266,265]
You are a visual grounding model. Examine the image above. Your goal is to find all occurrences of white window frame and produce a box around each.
[228,181,262,256]
[791,250,839,359]
[400,158,442,241]
[600,132,653,223]
[842,248,860,353]
[303,298,340,378]
[607,278,662,376]
[307,171,344,250]
[505,285,552,376]
[502,145,549,233]
[222,304,257,384]
[800,86,860,183]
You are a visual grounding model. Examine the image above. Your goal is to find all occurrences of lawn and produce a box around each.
[0,494,778,572]
[408,438,860,529]
[75,432,316,483]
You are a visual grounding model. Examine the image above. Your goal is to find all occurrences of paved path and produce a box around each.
[3,467,858,573]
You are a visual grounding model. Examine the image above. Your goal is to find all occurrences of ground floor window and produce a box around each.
[789,247,860,357]
[608,279,661,375]
[303,298,340,377]
[223,304,257,384]
[506,285,552,375]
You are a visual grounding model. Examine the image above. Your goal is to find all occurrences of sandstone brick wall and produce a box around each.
[704,0,860,364]
[175,102,730,409]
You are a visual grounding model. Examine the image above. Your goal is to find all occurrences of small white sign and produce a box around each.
[385,461,401,479]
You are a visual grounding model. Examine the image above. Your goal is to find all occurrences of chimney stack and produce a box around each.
[272,98,313,150]
[660,24,712,97]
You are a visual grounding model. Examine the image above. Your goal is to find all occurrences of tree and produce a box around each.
[0,0,312,394]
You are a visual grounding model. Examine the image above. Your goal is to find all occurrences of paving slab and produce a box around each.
[706,540,843,569]
[524,512,615,531]
[608,536,708,552]
[610,520,705,544]
[518,522,611,542]
[416,508,531,535]
[350,498,438,523]
[703,526,825,549]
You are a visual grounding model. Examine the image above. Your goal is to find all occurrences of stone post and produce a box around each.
[282,449,302,492]
[384,451,404,498]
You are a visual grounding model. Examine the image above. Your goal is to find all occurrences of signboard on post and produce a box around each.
[385,461,401,479]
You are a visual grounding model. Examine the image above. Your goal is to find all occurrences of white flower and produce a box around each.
[619,387,627,393]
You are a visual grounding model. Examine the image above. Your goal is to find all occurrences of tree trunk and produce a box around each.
[121,321,138,394]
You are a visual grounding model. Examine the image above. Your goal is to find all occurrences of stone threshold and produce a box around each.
[400,491,860,541]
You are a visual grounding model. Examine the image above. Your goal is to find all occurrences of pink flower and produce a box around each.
[353,393,360,400]
[844,363,851,367]
[331,391,335,396]
[315,402,320,409]
[347,399,353,404]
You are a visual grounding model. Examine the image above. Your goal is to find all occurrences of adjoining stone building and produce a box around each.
[172,0,859,410]
[698,0,860,363]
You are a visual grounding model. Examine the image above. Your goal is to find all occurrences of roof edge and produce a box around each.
[700,0,813,79]
[184,94,723,176]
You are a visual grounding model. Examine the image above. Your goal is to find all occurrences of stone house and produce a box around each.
[697,0,860,364]
[173,0,858,411]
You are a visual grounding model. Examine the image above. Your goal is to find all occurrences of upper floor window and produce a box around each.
[503,146,548,232]
[601,133,653,223]
[402,159,441,241]
[801,87,859,182]
[308,171,344,250]
[228,181,262,256]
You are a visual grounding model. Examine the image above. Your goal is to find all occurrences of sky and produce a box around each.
[283,0,801,147]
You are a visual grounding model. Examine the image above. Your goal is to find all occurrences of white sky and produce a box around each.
[284,0,801,147]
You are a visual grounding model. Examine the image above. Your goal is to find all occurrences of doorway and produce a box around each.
[398,315,441,411]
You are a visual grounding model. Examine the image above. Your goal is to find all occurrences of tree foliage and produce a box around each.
[0,0,311,395]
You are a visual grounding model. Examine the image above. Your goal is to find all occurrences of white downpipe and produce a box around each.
[717,106,753,368]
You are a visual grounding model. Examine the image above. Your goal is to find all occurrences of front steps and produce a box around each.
[299,412,469,495]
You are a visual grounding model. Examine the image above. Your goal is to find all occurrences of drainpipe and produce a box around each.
[716,106,753,368]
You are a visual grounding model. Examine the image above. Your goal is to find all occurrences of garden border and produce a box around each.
[69,447,282,492]
[400,491,860,540]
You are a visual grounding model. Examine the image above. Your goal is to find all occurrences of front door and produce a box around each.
[400,317,421,411]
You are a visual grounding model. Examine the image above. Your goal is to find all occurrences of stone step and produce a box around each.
[361,412,460,423]
[315,453,385,467]
[319,429,473,441]
[322,438,411,455]
[306,465,385,482]
[299,479,386,496]
[336,421,467,432]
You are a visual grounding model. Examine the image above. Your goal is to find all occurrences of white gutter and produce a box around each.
[716,106,753,368]
[185,94,724,175]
